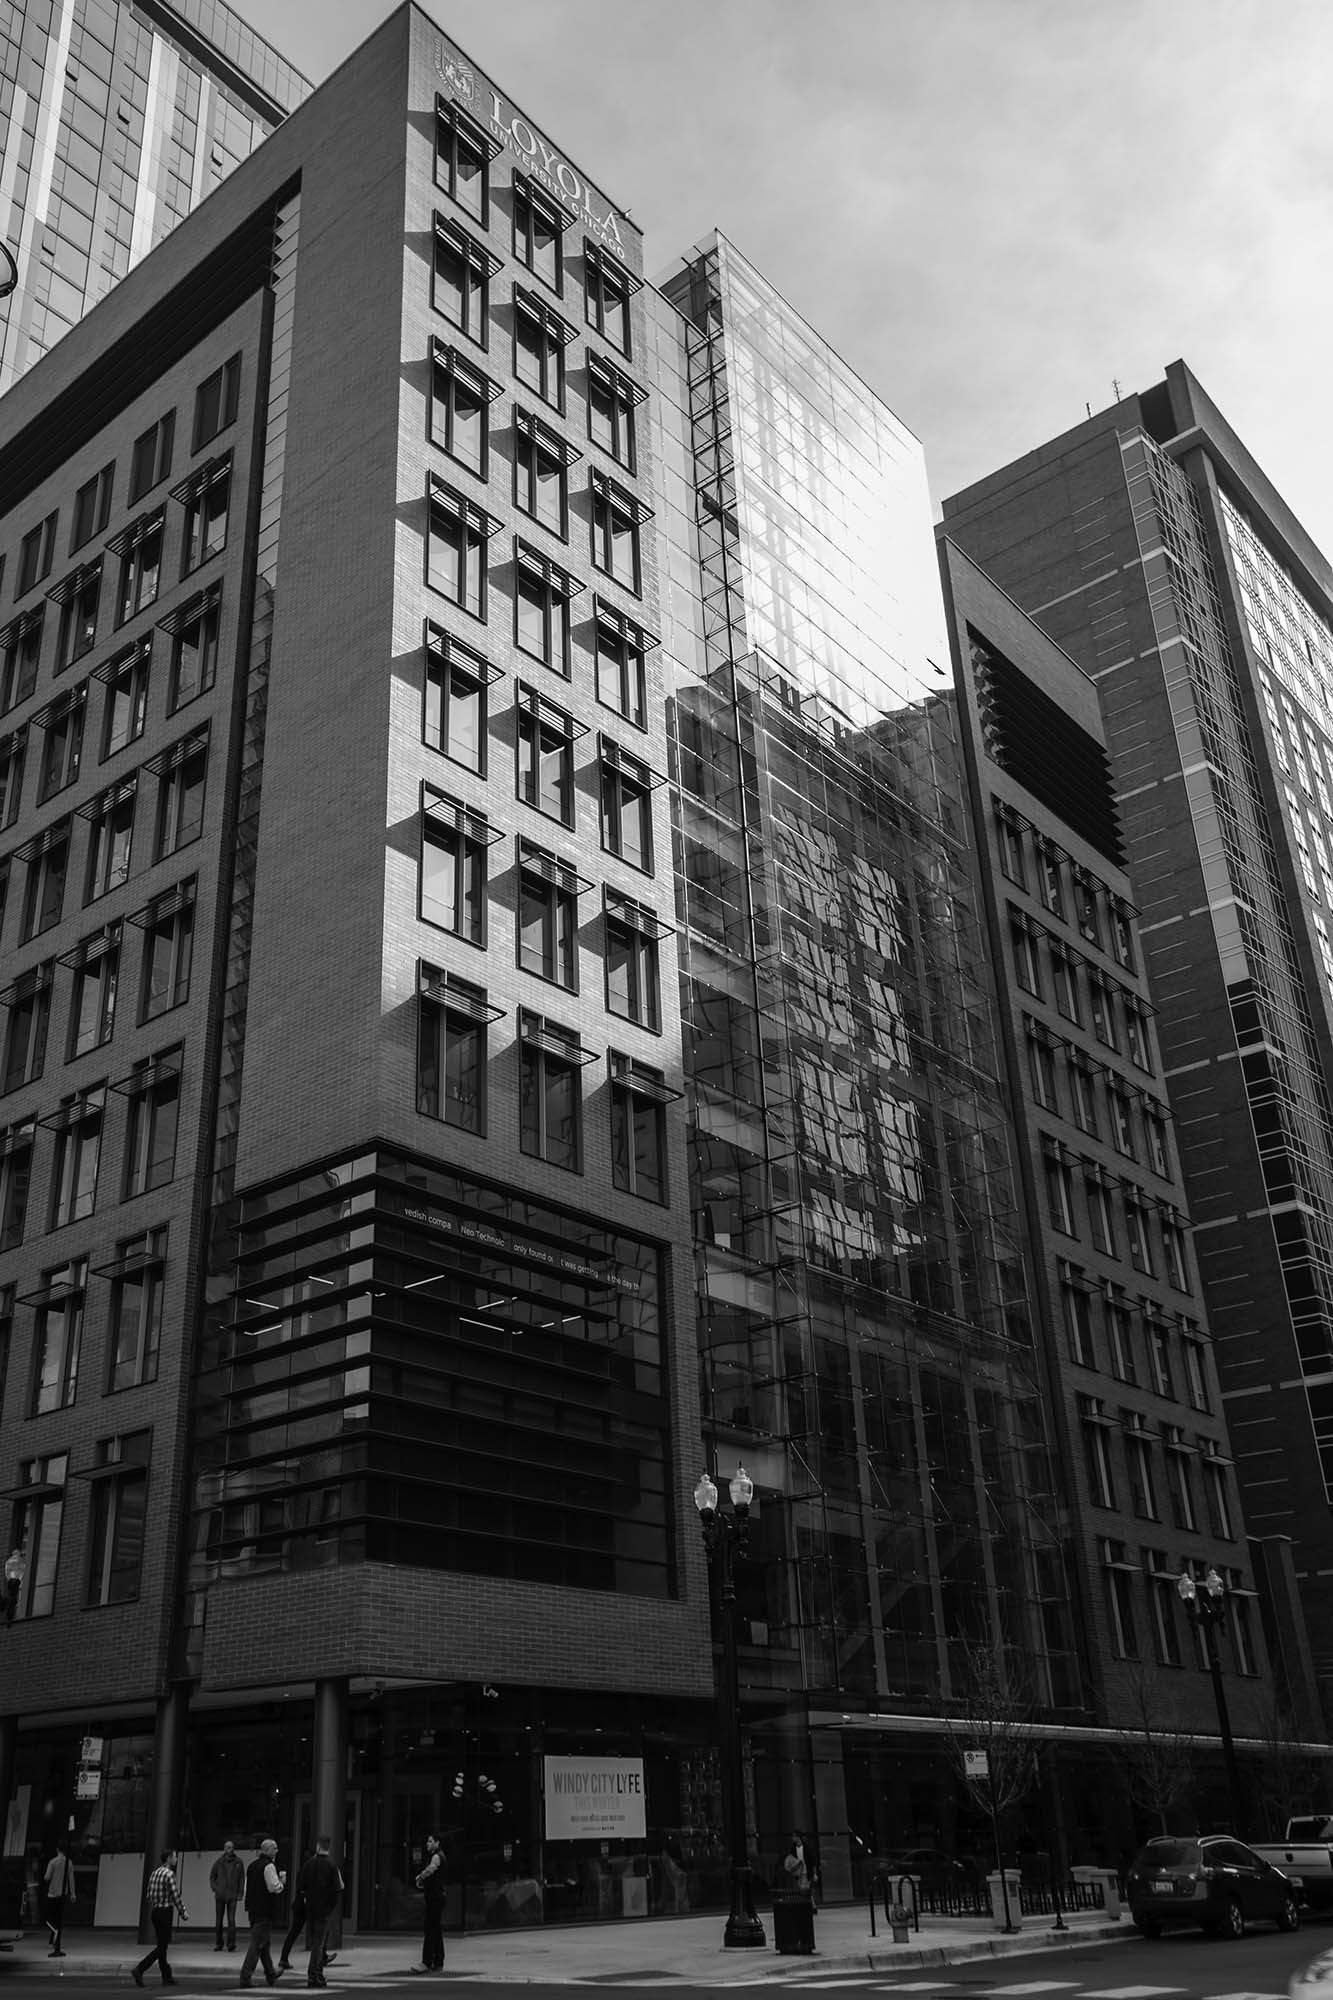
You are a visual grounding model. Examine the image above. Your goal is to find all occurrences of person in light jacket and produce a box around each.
[44,1840,76,1956]
[211,1842,246,1951]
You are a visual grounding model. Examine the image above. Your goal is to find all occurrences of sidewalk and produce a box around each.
[3,1905,1132,1983]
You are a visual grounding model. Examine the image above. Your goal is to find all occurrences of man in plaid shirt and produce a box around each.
[132,1852,188,1987]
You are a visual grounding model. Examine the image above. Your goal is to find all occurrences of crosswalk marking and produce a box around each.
[1081,1988,1189,1999]
[975,1984,1082,1994]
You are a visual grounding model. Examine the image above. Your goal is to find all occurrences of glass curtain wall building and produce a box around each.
[0,0,308,392]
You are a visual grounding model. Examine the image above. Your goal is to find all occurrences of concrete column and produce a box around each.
[312,1679,349,1944]
[140,1685,189,1943]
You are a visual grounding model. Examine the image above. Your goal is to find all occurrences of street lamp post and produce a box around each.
[3,1548,25,1625]
[694,1466,766,1949]
[1176,1567,1244,1835]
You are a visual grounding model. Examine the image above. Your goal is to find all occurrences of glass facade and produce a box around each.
[0,0,308,391]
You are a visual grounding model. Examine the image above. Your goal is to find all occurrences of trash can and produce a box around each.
[771,1888,815,1954]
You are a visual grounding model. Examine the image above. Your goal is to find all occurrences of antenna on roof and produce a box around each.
[1112,377,1123,400]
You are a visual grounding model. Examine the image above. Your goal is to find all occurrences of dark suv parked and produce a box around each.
[1127,1835,1300,1939]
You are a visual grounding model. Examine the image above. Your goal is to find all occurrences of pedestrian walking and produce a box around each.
[212,1841,245,1950]
[43,1838,76,1957]
[289,1836,341,1989]
[239,1838,286,1988]
[411,1833,445,1974]
[132,1852,188,1987]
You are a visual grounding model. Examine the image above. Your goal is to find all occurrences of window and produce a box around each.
[515,408,574,536]
[1110,900,1136,971]
[52,559,101,669]
[114,510,164,625]
[513,172,567,291]
[177,456,231,574]
[1204,1457,1233,1538]
[587,355,641,474]
[996,808,1025,885]
[46,1085,104,1227]
[1011,917,1042,997]
[164,586,219,712]
[1027,1027,1057,1109]
[519,1010,586,1170]
[590,469,646,593]
[1144,1106,1170,1177]
[421,791,490,945]
[1124,999,1152,1070]
[0,609,42,713]
[71,465,114,554]
[427,477,497,617]
[1108,1084,1136,1156]
[100,637,151,756]
[1,963,53,1091]
[19,821,70,940]
[435,95,495,224]
[0,1118,34,1251]
[1183,1330,1211,1413]
[86,1431,151,1606]
[1102,1544,1138,1659]
[17,511,57,597]
[610,1052,670,1202]
[417,962,493,1132]
[105,1228,166,1391]
[1162,1214,1191,1291]
[600,737,654,871]
[1089,974,1117,1049]
[1125,1195,1153,1274]
[1060,1265,1094,1367]
[1165,1435,1197,1532]
[1073,871,1101,945]
[426,628,493,775]
[594,599,649,727]
[430,342,494,478]
[1044,1145,1074,1233]
[0,727,25,830]
[584,240,636,356]
[120,1054,180,1199]
[152,730,208,860]
[515,542,579,675]
[518,840,580,989]
[433,214,493,346]
[605,890,663,1032]
[1105,1290,1135,1380]
[1082,1402,1116,1507]
[193,353,240,451]
[1230,1588,1257,1674]
[1126,1424,1159,1520]
[1148,1563,1182,1667]
[35,684,85,801]
[1087,1173,1116,1255]
[1149,1321,1174,1399]
[1052,948,1081,1024]
[514,289,572,410]
[1069,1058,1097,1134]
[65,925,120,1057]
[9,1453,67,1619]
[32,1261,86,1414]
[82,778,135,902]
[135,879,195,1020]
[129,411,174,502]
[517,683,579,826]
[1036,843,1064,917]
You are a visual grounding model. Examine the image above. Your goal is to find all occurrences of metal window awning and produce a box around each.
[57,924,122,973]
[94,635,152,682]
[144,726,208,777]
[428,475,506,539]
[38,1088,105,1132]
[169,452,231,505]
[607,1050,682,1103]
[518,1014,598,1065]
[513,169,578,232]
[76,776,136,822]
[110,1048,182,1097]
[604,887,673,941]
[423,623,504,684]
[586,353,649,407]
[11,818,69,865]
[436,93,504,162]
[431,339,502,404]
[584,236,644,296]
[513,286,578,345]
[423,788,504,847]
[515,540,584,597]
[0,964,51,1009]
[0,1117,35,1159]
[417,962,505,1024]
[16,1268,85,1306]
[106,508,164,557]
[599,733,665,788]
[518,839,592,897]
[515,406,582,465]
[47,558,101,607]
[433,211,503,277]
[30,684,86,731]
[0,604,44,647]
[91,1240,166,1280]
[127,876,196,929]
[517,680,589,738]
[590,468,654,523]
[158,582,221,638]
[593,594,658,649]
[0,1478,64,1501]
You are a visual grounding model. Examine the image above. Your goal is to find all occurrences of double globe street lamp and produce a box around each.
[694,1466,766,1949]
[1176,1566,1244,1835]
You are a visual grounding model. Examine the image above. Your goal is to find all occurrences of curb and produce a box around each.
[748,1923,1133,1982]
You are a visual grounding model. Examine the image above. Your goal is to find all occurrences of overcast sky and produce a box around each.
[235,0,1333,558]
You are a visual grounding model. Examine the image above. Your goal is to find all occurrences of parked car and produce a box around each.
[1127,1834,1300,1939]
[1251,1819,1333,1911]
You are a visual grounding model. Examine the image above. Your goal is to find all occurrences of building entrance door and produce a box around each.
[372,1783,437,1929]
[292,1792,361,1937]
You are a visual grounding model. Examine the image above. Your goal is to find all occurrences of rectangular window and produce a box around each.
[1125,1196,1153,1274]
[590,469,645,593]
[423,625,492,774]
[594,599,649,727]
[1149,1570,1182,1668]
[1061,1267,1094,1367]
[1044,1147,1074,1234]
[52,560,101,670]
[430,342,494,478]
[515,408,573,537]
[1026,1029,1057,1109]
[1110,901,1136,971]
[114,510,164,625]
[129,411,174,503]
[1231,1590,1256,1674]
[17,512,58,598]
[86,1431,150,1607]
[82,778,135,902]
[1109,1084,1136,1156]
[610,1054,668,1203]
[152,732,207,860]
[513,172,567,292]
[1105,1293,1135,1380]
[1162,1215,1190,1291]
[1144,1106,1170,1177]
[1166,1442,1197,1532]
[517,683,578,826]
[1010,917,1042,997]
[584,240,635,356]
[121,1059,180,1198]
[178,457,231,574]
[1,964,52,1091]
[100,637,151,757]
[1087,1175,1115,1255]
[427,477,495,617]
[1124,999,1152,1069]
[1052,948,1081,1024]
[515,542,578,675]
[193,353,240,451]
[32,1262,86,1414]
[605,892,662,1032]
[1126,1428,1159,1520]
[0,610,42,713]
[433,214,492,346]
[1082,1409,1115,1507]
[9,1453,67,1619]
[1089,974,1117,1049]
[996,809,1025,885]
[519,1009,585,1171]
[165,587,219,712]
[1205,1459,1233,1538]
[417,962,491,1132]
[435,96,494,224]
[1105,1556,1138,1660]
[587,355,641,474]
[1073,871,1102,946]
[47,1086,104,1228]
[514,290,571,410]
[1149,1322,1174,1399]
[421,793,489,945]
[1069,1059,1097,1134]
[518,840,579,990]
[600,738,654,871]
[1183,1333,1211,1413]
[0,1119,34,1251]
[1037,843,1064,917]
[66,927,119,1058]
[20,822,70,941]
[136,880,195,1021]
[35,685,85,802]
[106,1229,167,1391]
[71,465,114,554]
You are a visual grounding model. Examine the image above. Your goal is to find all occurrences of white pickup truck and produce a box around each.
[1252,1819,1333,1911]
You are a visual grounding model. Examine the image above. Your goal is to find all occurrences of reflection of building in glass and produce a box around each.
[944,360,1333,1720]
[0,0,308,392]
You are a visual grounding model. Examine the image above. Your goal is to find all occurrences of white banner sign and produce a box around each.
[543,1757,646,1841]
[964,1749,989,1778]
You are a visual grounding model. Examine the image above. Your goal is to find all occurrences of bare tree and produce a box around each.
[1116,1662,1195,1835]
[1250,1687,1320,1837]
[943,1639,1040,1932]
